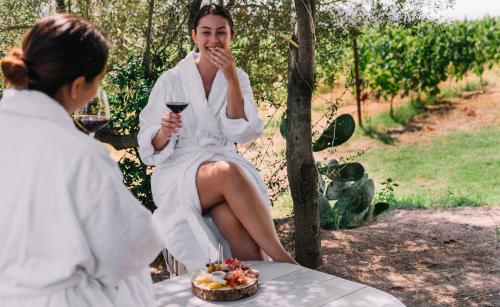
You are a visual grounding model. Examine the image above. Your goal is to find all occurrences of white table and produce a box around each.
[154,261,405,306]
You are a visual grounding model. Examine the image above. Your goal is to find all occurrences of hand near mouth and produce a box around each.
[207,47,237,81]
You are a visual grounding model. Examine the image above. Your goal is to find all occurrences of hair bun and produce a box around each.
[1,48,28,89]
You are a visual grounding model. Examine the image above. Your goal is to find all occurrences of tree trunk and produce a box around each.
[286,0,321,269]
[352,34,363,128]
[144,0,154,78]
[390,97,394,118]
[56,0,66,12]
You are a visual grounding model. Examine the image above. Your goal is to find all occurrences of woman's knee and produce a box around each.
[213,161,247,184]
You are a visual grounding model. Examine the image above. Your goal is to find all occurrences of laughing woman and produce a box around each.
[138,3,296,271]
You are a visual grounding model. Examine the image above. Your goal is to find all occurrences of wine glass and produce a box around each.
[74,88,110,138]
[165,87,189,139]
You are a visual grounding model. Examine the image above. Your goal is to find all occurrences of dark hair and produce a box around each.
[1,14,110,97]
[192,3,235,37]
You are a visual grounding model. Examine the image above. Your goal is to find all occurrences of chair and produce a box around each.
[161,248,186,277]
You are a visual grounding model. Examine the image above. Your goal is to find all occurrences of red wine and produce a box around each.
[74,115,109,133]
[166,102,188,113]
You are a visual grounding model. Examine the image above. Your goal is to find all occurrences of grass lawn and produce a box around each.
[359,126,500,207]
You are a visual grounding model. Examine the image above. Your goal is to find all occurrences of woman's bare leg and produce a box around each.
[196,161,297,264]
[209,202,264,261]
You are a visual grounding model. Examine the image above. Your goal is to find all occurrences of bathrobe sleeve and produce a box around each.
[219,69,263,144]
[80,149,162,287]
[138,72,177,166]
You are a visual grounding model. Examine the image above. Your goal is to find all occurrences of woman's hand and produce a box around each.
[208,47,237,81]
[208,47,246,119]
[160,112,182,137]
[152,111,182,151]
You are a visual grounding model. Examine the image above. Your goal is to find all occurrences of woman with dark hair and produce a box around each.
[0,15,161,307]
[138,3,296,271]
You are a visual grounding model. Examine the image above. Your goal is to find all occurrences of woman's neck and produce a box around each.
[195,54,218,80]
[195,54,219,98]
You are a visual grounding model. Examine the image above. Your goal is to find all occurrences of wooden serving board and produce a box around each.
[191,279,258,301]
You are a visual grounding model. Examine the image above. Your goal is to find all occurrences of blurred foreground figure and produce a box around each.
[0,14,162,307]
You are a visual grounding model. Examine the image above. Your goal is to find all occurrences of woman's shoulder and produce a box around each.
[158,67,181,83]
[50,126,114,167]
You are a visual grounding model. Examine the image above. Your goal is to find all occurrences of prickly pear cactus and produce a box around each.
[315,114,390,229]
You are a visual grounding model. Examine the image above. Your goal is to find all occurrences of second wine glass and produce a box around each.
[73,88,110,138]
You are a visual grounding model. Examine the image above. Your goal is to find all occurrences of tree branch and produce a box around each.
[0,25,31,32]
[95,130,138,150]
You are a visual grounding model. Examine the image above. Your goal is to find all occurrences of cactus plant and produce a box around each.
[315,114,389,229]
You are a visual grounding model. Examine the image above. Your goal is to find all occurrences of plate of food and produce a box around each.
[191,257,259,301]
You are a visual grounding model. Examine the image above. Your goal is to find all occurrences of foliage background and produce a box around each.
[1,0,498,215]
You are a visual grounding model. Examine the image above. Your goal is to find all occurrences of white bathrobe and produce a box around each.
[0,89,162,307]
[138,51,269,272]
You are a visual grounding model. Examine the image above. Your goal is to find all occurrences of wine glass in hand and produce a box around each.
[165,88,188,139]
[74,88,110,138]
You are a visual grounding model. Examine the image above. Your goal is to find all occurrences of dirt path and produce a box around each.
[315,207,500,307]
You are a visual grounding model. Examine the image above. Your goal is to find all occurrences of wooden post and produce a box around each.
[352,33,363,128]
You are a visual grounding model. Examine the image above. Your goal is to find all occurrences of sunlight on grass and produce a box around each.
[462,79,481,92]
[356,97,429,144]
[441,86,462,99]
[263,112,283,134]
[359,127,500,207]
[271,193,293,218]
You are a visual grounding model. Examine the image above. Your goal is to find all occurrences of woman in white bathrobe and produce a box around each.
[0,15,161,307]
[138,4,296,272]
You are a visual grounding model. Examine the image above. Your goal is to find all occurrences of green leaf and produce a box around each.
[373,202,390,216]
[313,114,355,152]
[279,112,287,139]
[320,162,365,182]
[325,180,354,200]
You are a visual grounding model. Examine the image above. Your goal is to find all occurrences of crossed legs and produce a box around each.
[196,161,296,264]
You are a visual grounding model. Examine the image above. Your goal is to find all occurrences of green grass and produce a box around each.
[263,112,283,134]
[462,79,481,92]
[359,127,500,207]
[358,97,430,144]
[271,193,293,218]
[270,127,499,217]
[441,86,462,99]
